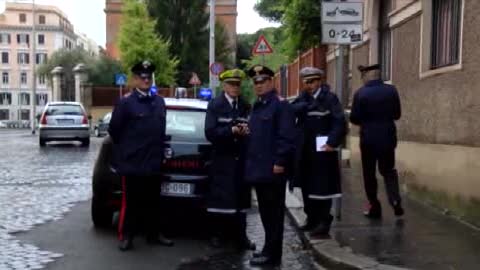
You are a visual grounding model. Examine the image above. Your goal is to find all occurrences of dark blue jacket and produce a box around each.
[108,90,167,176]
[245,90,296,184]
[350,79,401,150]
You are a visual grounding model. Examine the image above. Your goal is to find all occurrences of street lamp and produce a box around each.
[209,0,215,94]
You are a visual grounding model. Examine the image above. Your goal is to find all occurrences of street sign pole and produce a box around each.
[209,0,216,96]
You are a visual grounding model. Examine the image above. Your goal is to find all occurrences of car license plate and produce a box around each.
[57,119,74,125]
[161,182,193,196]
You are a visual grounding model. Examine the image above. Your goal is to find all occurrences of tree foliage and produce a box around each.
[146,0,233,86]
[254,0,286,22]
[118,0,178,86]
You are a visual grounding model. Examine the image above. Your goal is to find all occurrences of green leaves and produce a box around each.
[118,0,178,86]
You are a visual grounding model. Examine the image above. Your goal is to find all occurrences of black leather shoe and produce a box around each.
[209,236,222,248]
[249,255,281,267]
[236,237,256,251]
[118,238,134,251]
[393,202,404,217]
[146,234,174,247]
[309,220,332,239]
[364,202,382,219]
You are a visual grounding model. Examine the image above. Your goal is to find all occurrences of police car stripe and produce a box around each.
[218,117,233,123]
[307,111,331,116]
[308,193,342,200]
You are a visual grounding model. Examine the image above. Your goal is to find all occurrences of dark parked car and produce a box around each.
[94,112,111,137]
[91,98,212,228]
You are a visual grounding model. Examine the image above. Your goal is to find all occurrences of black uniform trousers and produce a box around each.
[301,187,333,225]
[254,176,287,260]
[360,146,401,206]
[118,175,161,241]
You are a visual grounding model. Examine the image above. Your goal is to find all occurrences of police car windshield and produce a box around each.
[166,109,207,143]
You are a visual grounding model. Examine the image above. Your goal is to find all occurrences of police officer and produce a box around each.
[204,69,255,250]
[350,64,404,219]
[109,60,173,251]
[291,67,347,238]
[245,65,296,267]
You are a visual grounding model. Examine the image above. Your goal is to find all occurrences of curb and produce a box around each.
[285,191,411,270]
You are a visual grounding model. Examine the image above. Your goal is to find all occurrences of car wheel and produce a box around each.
[39,138,46,147]
[95,128,100,137]
[91,196,114,228]
[81,138,90,147]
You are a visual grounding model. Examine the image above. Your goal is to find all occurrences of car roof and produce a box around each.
[164,98,208,110]
[46,102,84,106]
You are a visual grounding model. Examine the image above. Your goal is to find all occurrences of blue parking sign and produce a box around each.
[115,73,127,86]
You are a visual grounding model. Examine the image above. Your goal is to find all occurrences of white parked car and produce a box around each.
[38,102,90,147]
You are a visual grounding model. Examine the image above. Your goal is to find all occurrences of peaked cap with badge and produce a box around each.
[219,69,247,83]
[131,60,156,76]
[299,67,324,82]
[357,64,381,73]
[247,65,275,82]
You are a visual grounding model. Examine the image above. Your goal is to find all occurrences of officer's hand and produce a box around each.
[273,165,285,174]
[321,144,335,152]
[238,124,250,136]
[232,126,241,135]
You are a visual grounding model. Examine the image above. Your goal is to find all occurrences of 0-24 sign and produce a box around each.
[322,23,362,44]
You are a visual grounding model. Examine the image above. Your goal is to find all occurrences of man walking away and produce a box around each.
[350,64,404,219]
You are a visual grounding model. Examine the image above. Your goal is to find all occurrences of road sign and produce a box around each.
[252,35,273,55]
[115,73,127,86]
[210,62,224,76]
[321,1,363,45]
[189,72,202,85]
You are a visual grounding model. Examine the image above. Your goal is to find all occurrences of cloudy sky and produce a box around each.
[1,0,280,47]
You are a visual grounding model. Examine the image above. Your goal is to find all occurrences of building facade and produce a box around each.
[76,32,99,57]
[105,0,238,61]
[0,2,76,121]
[327,0,479,225]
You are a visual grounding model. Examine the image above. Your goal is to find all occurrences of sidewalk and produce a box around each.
[286,165,480,270]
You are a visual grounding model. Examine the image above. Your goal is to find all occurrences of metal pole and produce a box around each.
[119,85,122,98]
[209,0,216,94]
[334,44,346,220]
[31,0,37,134]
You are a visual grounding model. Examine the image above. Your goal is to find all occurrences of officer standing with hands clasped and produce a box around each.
[291,67,347,239]
[109,60,174,251]
[245,65,296,267]
[350,64,404,219]
[204,69,255,250]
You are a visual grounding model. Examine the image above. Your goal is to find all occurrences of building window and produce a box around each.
[21,72,27,85]
[2,72,8,85]
[36,93,48,106]
[0,93,12,105]
[431,0,462,69]
[1,52,8,64]
[17,34,29,45]
[19,109,30,120]
[19,93,30,106]
[18,53,30,65]
[39,15,46,25]
[38,34,45,45]
[38,75,46,85]
[0,33,11,44]
[19,13,27,23]
[36,53,47,64]
[379,0,392,81]
[0,109,8,120]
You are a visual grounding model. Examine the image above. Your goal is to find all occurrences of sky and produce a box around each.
[1,0,280,47]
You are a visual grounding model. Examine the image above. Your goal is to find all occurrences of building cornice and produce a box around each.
[389,0,421,28]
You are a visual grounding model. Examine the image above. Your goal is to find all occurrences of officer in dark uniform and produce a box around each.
[350,64,404,219]
[204,69,255,250]
[109,60,174,251]
[291,67,347,238]
[245,65,296,267]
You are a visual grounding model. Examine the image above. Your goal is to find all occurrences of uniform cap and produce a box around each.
[358,64,381,73]
[219,69,246,83]
[247,65,275,82]
[300,67,324,81]
[131,60,156,76]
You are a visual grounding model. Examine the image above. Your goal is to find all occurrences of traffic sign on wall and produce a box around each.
[321,1,363,45]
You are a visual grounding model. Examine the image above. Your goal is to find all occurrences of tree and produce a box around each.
[254,0,286,22]
[146,0,234,86]
[118,0,177,86]
[89,56,123,86]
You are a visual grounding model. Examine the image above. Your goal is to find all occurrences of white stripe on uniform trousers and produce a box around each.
[307,111,331,116]
[308,193,343,200]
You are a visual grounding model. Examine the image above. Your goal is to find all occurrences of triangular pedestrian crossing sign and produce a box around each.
[252,35,274,55]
